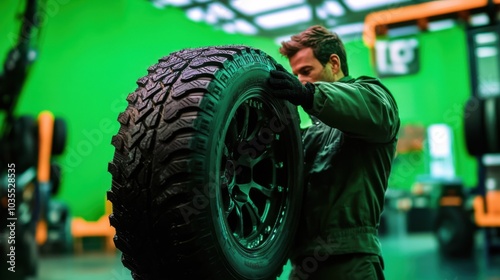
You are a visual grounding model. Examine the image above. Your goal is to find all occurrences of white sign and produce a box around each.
[375,37,419,77]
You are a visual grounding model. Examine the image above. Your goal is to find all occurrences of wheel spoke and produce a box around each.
[251,182,274,198]
[251,149,273,167]
[227,118,239,153]
[245,199,262,228]
[238,104,250,141]
[234,205,245,237]
[225,196,235,216]
[247,109,268,141]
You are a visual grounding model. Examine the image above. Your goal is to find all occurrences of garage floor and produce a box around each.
[31,232,500,280]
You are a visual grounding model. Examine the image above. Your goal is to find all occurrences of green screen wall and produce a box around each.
[0,0,478,220]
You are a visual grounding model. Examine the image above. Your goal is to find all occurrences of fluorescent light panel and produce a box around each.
[428,19,455,31]
[154,0,191,7]
[230,0,305,15]
[344,0,409,11]
[470,13,490,26]
[331,22,364,36]
[187,7,205,21]
[222,19,258,35]
[476,32,498,45]
[317,1,344,19]
[208,2,235,20]
[477,46,498,58]
[234,19,258,34]
[324,1,345,16]
[255,5,311,29]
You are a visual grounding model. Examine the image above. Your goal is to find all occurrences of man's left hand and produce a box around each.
[268,64,315,109]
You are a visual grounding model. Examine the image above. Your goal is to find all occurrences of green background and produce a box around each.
[0,0,477,220]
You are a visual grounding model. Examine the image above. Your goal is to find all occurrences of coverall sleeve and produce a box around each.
[304,80,399,143]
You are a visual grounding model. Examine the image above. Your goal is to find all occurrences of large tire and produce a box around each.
[464,96,487,156]
[434,206,474,258]
[51,117,67,156]
[9,115,38,172]
[108,46,304,280]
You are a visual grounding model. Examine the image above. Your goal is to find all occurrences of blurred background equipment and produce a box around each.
[0,0,70,279]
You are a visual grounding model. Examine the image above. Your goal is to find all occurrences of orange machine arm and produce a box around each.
[35,111,55,245]
[363,0,493,48]
[37,111,54,183]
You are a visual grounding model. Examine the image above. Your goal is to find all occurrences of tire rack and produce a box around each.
[467,21,500,257]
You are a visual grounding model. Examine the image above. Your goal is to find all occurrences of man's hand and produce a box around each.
[268,64,315,109]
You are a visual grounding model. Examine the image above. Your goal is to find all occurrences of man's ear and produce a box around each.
[329,54,341,74]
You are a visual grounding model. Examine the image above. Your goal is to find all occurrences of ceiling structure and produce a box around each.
[149,0,433,42]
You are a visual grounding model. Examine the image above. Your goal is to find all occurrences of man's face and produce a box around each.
[289,47,338,84]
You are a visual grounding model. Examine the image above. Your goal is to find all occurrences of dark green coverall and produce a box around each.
[289,75,400,280]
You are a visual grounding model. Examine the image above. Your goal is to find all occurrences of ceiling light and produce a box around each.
[230,0,305,16]
[475,32,497,45]
[387,25,419,37]
[222,23,237,33]
[344,0,409,12]
[187,7,205,21]
[208,2,235,20]
[470,13,490,27]
[428,19,455,32]
[255,5,312,29]
[324,1,344,16]
[316,7,328,20]
[476,46,498,58]
[234,19,258,34]
[332,22,364,36]
[205,12,218,24]
[151,0,191,8]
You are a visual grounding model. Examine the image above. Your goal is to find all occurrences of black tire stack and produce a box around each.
[464,96,500,155]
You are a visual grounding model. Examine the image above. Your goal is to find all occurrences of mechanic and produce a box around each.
[267,25,400,280]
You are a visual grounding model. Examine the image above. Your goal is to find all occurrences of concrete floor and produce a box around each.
[28,232,500,280]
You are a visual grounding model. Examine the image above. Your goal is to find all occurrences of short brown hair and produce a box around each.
[279,25,349,76]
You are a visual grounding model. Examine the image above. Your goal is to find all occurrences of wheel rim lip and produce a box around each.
[215,90,294,251]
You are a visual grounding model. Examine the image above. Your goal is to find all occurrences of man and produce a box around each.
[268,25,400,279]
